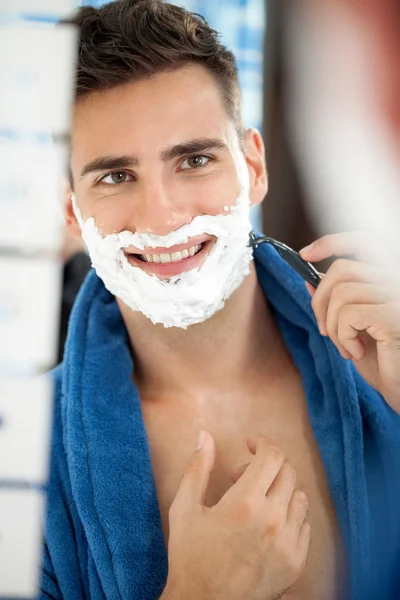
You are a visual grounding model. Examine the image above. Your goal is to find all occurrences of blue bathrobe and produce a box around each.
[39,242,400,600]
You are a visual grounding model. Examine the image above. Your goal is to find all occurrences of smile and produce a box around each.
[139,243,203,263]
[124,238,214,278]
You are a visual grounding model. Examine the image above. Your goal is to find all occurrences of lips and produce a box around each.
[124,238,214,278]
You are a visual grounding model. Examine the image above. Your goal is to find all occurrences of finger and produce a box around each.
[337,303,400,359]
[174,430,216,512]
[305,273,325,298]
[247,433,275,455]
[265,463,297,516]
[309,259,388,335]
[295,521,312,566]
[300,231,392,266]
[325,283,397,357]
[231,462,251,483]
[279,504,311,572]
[286,490,309,541]
[239,441,285,497]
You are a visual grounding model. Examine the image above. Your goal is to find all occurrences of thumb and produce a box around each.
[174,430,216,511]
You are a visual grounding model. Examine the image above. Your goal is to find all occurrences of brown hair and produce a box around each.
[63,0,245,140]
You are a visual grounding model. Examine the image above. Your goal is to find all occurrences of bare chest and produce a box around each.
[142,377,348,600]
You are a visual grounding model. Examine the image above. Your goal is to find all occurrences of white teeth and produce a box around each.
[137,243,203,264]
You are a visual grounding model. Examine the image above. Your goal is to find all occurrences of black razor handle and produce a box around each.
[249,233,322,289]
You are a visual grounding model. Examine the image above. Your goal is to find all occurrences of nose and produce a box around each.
[133,179,193,236]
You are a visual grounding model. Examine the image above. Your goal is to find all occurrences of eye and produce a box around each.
[180,155,211,170]
[100,171,135,185]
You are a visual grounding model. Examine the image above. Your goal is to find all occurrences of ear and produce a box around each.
[244,128,268,207]
[63,179,82,239]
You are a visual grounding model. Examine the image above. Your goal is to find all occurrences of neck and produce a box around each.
[117,262,287,408]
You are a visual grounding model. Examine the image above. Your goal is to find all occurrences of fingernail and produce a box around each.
[196,430,206,451]
[300,243,314,255]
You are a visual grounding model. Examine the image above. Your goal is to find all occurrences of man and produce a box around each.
[41,1,400,599]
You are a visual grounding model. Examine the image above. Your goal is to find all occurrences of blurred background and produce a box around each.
[263,0,400,256]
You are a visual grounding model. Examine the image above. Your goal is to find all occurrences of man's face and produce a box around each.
[68,64,266,279]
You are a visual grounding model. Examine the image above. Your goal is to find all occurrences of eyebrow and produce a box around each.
[79,155,139,179]
[79,138,229,179]
[160,138,228,162]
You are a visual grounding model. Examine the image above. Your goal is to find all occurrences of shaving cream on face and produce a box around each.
[72,142,254,328]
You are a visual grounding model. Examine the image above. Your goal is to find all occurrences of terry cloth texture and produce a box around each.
[39,241,400,600]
